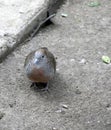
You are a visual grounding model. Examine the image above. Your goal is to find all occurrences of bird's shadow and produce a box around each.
[30,72,68,102]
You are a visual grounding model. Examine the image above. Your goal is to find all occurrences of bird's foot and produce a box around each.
[38,82,49,92]
[30,82,35,88]
[30,82,40,89]
[30,82,49,92]
[40,84,48,91]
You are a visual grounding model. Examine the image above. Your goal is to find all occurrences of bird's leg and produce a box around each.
[30,82,35,88]
[35,82,39,87]
[42,82,48,91]
[30,82,50,92]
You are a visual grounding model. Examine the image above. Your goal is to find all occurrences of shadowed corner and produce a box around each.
[41,0,67,27]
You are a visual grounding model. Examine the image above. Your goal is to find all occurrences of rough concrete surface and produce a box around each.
[0,0,61,62]
[0,0,111,130]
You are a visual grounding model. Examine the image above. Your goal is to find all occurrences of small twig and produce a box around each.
[31,13,56,38]
[24,13,56,43]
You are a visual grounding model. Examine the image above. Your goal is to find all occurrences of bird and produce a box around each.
[24,47,56,91]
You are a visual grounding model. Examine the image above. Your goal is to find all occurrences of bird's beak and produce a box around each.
[33,58,39,64]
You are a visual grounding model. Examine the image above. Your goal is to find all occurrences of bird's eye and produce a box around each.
[42,55,44,58]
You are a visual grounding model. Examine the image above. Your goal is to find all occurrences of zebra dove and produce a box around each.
[24,47,56,90]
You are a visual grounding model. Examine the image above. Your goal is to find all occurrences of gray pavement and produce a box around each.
[1,0,111,130]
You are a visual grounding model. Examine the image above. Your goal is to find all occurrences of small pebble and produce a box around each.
[55,109,65,114]
[56,68,60,71]
[9,101,16,108]
[17,68,21,71]
[56,109,62,113]
[52,127,57,130]
[106,104,110,108]
[75,89,81,94]
[9,103,14,108]
[70,59,75,62]
[97,120,100,123]
[79,59,86,64]
[61,13,68,17]
[62,104,68,109]
[87,121,90,124]
[0,112,5,120]
[19,11,24,14]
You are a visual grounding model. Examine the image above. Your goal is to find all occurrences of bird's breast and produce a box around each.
[27,67,50,83]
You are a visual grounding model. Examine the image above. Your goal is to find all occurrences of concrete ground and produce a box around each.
[0,0,111,130]
[0,0,61,62]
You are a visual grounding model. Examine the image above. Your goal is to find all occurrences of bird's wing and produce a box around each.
[24,50,36,67]
[47,50,56,72]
